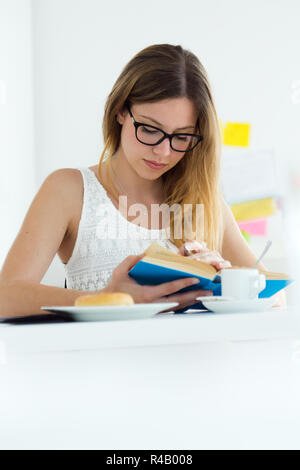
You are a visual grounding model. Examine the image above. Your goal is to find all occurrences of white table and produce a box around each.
[1,307,300,450]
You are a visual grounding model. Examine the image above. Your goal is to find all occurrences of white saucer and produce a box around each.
[200,297,276,314]
[41,302,178,322]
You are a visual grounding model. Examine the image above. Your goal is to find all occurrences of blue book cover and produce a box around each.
[129,259,293,313]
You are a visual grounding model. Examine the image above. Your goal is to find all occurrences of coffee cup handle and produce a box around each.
[249,274,266,298]
[258,273,266,293]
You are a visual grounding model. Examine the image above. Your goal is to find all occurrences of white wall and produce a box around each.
[1,0,300,288]
[0,0,35,267]
[31,0,300,287]
[32,0,300,178]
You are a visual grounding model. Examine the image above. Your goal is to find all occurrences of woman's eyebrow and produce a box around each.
[139,114,195,131]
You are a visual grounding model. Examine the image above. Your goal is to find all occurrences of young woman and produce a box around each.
[0,44,285,317]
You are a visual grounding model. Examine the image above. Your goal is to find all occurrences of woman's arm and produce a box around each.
[0,169,89,317]
[0,280,94,318]
[0,169,209,317]
[221,198,267,270]
[221,198,287,307]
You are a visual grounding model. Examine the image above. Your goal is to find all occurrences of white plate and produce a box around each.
[201,297,276,314]
[196,296,234,302]
[41,302,178,322]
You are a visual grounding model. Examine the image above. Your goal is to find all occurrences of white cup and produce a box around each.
[220,268,266,300]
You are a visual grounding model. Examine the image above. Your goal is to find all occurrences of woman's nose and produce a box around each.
[153,136,172,155]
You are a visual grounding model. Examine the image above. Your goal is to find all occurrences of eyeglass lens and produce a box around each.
[137,125,198,151]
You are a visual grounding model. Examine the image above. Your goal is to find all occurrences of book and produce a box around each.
[128,243,292,311]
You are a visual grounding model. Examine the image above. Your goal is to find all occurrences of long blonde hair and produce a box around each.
[98,44,223,251]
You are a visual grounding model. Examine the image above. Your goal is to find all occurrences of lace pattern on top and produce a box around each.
[64,168,178,291]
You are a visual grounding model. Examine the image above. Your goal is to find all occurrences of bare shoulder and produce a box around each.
[43,167,83,207]
[0,168,85,284]
[44,168,83,191]
[47,165,98,191]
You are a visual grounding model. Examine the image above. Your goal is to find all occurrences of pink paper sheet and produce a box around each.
[238,218,268,236]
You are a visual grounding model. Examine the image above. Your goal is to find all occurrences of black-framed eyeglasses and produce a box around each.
[126,104,203,153]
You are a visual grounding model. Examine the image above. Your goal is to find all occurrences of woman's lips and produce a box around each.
[143,159,167,170]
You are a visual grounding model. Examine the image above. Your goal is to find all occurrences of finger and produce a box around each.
[179,240,208,256]
[179,243,194,256]
[208,260,230,270]
[145,277,201,301]
[190,253,230,269]
[178,243,188,256]
[191,251,222,260]
[116,253,145,273]
[215,260,232,269]
[185,240,205,251]
[180,249,232,271]
[201,257,231,269]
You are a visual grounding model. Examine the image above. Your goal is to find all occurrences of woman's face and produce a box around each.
[116,97,198,181]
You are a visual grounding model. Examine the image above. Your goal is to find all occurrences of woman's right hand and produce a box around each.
[103,254,212,312]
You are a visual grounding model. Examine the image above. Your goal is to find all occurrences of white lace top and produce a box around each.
[64,167,179,292]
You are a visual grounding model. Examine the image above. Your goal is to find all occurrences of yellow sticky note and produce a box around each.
[230,198,276,222]
[223,122,251,147]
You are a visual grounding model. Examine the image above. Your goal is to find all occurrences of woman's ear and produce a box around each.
[116,107,127,125]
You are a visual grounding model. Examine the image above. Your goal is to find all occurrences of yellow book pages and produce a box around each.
[143,243,217,279]
[227,266,290,281]
[143,243,290,281]
[230,198,276,222]
[144,242,177,258]
[258,270,291,281]
[143,256,217,280]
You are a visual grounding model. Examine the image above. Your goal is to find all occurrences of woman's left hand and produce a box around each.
[179,240,232,271]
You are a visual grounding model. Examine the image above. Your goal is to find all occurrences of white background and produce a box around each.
[1,310,300,450]
[1,0,300,286]
[1,1,300,451]
[0,0,35,265]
